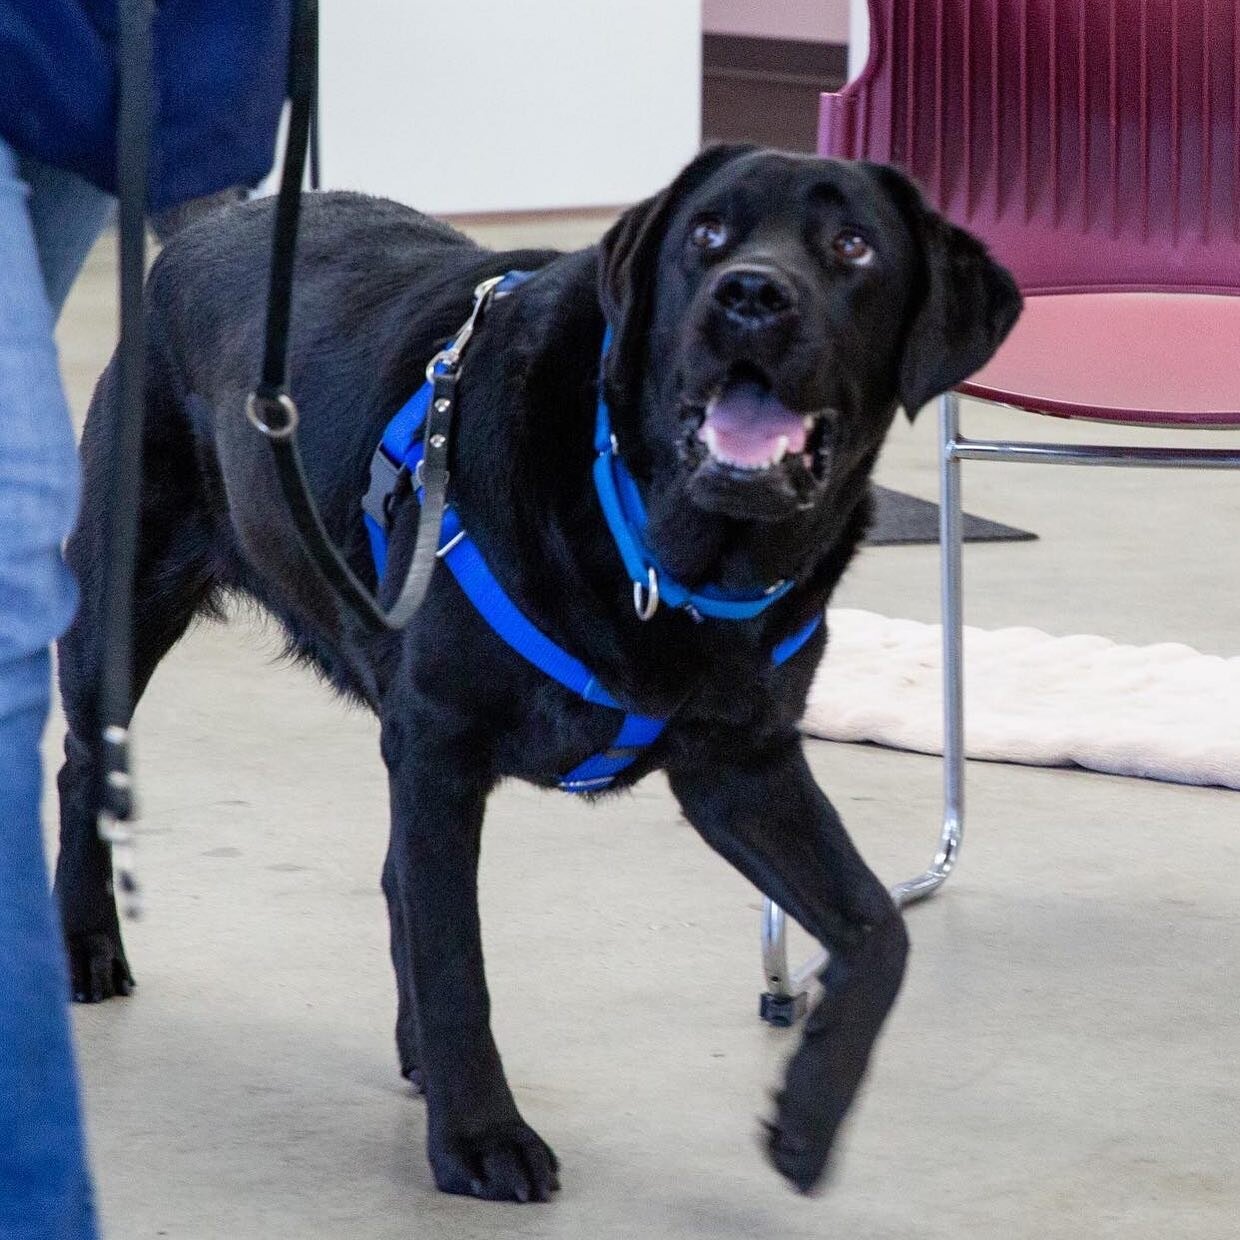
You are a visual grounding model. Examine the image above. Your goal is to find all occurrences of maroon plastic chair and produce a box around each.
[760,0,1240,1021]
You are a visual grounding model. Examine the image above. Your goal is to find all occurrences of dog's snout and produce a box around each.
[711,266,797,328]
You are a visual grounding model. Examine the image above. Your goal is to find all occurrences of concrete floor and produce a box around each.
[44,227,1239,1239]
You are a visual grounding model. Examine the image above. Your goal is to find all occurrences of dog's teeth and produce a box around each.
[704,424,720,456]
[774,435,789,462]
[803,415,815,432]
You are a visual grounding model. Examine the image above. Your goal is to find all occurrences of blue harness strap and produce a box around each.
[362,276,822,793]
[558,712,669,793]
[772,614,822,666]
[437,506,619,708]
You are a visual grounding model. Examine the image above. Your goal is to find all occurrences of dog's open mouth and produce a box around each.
[698,382,810,470]
[680,366,833,519]
[684,367,833,477]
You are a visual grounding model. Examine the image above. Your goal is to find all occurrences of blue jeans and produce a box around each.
[0,138,112,1240]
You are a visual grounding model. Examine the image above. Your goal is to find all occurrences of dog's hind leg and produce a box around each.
[668,735,909,1194]
[54,364,220,1002]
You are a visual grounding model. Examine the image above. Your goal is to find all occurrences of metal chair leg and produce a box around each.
[759,899,807,1025]
[892,389,966,905]
[758,391,966,1023]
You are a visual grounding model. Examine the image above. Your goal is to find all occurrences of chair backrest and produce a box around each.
[820,0,1240,294]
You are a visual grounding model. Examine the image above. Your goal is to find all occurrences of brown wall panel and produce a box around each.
[702,35,848,154]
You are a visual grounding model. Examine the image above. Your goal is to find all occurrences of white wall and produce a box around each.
[702,0,849,43]
[848,0,871,79]
[317,1,701,214]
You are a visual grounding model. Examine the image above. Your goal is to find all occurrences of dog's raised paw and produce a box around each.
[763,1118,832,1195]
[66,932,134,1004]
[430,1120,560,1203]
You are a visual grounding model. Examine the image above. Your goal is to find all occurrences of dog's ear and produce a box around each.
[867,163,1022,420]
[598,144,757,402]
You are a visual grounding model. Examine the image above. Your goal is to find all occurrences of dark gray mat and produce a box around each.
[866,485,1037,546]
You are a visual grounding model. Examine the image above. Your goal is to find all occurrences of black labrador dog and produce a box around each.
[56,145,1019,1202]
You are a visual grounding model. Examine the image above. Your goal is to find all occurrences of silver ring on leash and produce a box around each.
[633,567,659,621]
[245,391,300,440]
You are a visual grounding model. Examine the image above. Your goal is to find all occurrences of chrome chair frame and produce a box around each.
[760,390,1240,1025]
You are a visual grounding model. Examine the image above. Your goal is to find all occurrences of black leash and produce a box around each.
[93,0,463,908]
[308,12,321,193]
[247,0,456,634]
[94,0,155,917]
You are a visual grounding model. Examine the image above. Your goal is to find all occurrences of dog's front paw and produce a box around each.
[66,931,134,1003]
[763,1041,854,1193]
[429,1119,560,1203]
[763,1111,835,1194]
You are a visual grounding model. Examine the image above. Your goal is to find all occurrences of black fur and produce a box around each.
[55,147,1020,1201]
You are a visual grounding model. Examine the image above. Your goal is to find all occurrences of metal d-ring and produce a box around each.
[245,391,299,440]
[633,567,659,621]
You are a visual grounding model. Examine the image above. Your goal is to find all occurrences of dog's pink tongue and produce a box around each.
[698,383,807,466]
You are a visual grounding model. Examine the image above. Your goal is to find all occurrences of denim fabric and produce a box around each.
[17,157,113,317]
[0,135,105,1240]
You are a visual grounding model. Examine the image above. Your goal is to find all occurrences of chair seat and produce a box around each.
[957,292,1240,427]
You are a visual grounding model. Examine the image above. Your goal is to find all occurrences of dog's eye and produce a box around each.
[690,218,729,251]
[832,232,873,265]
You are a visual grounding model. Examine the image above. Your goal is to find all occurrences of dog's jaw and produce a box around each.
[675,373,837,523]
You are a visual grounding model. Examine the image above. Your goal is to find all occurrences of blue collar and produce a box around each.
[592,327,794,622]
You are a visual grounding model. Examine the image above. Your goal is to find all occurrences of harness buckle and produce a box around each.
[633,567,659,621]
[602,745,642,762]
[362,448,404,532]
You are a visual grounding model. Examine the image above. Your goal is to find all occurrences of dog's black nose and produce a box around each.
[712,266,797,327]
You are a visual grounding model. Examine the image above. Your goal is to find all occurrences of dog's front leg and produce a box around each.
[381,717,559,1203]
[668,735,909,1193]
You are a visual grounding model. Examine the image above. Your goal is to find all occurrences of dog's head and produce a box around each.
[598,146,1020,529]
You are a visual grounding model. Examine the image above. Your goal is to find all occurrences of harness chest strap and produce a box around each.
[362,275,822,793]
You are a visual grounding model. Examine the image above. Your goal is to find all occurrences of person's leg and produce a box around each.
[18,157,114,320]
[0,659,98,1240]
[0,139,102,1240]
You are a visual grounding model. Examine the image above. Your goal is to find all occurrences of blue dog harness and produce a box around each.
[362,272,822,793]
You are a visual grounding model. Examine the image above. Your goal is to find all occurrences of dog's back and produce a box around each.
[103,194,559,641]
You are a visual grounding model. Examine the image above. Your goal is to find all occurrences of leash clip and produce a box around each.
[425,274,508,381]
[633,567,660,621]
